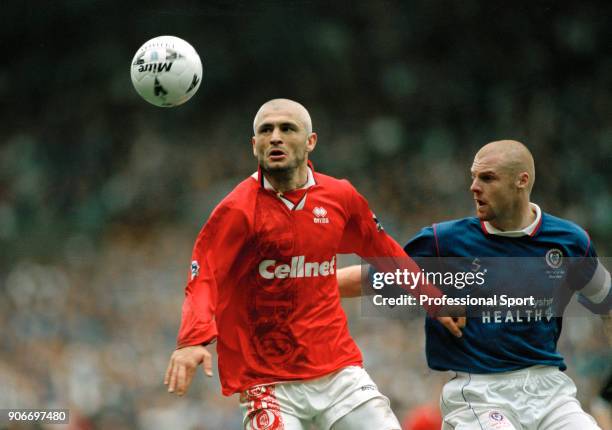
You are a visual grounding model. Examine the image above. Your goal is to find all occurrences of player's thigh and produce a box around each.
[244,408,308,430]
[330,397,401,430]
[240,384,308,430]
[537,401,602,430]
[443,408,521,430]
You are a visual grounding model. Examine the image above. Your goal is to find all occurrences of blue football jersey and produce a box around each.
[404,205,609,374]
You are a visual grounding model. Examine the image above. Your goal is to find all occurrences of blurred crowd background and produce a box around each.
[1,1,610,429]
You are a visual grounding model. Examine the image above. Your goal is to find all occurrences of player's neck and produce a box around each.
[264,164,309,194]
[490,201,536,232]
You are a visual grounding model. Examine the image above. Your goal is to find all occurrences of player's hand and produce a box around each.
[164,345,212,396]
[436,316,466,338]
[435,304,466,337]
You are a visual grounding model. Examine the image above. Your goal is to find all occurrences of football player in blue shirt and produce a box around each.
[338,140,611,429]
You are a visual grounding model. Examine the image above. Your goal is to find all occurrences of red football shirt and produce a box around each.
[177,164,434,395]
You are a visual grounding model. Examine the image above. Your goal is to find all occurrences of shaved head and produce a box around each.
[475,140,535,194]
[251,98,318,192]
[253,98,313,134]
[470,140,537,230]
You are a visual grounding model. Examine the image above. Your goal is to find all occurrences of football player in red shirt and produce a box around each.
[164,99,463,430]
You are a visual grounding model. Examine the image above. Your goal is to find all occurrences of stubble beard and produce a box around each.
[475,203,495,222]
[261,163,295,184]
[259,151,306,184]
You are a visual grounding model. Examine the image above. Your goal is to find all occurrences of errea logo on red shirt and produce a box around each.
[259,256,336,279]
[313,206,329,224]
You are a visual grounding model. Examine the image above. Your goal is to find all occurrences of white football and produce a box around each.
[130,35,202,107]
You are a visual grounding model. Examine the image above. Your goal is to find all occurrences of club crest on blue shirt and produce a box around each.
[545,248,563,269]
[191,260,200,280]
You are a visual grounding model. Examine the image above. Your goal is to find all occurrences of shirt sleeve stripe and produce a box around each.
[580,259,611,304]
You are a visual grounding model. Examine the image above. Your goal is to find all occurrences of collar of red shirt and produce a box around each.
[251,161,316,210]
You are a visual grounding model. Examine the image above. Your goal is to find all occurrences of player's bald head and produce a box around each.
[475,140,535,193]
[253,98,313,134]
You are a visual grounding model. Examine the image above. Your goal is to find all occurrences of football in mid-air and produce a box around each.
[130,35,202,107]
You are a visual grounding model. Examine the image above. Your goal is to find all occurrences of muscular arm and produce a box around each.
[337,265,367,298]
[165,203,249,396]
[337,264,465,337]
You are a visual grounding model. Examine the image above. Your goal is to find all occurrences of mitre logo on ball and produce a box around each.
[130,35,203,107]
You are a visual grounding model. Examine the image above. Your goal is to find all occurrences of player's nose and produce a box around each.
[470,179,481,193]
[270,127,283,144]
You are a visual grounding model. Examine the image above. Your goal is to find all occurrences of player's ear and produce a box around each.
[516,171,529,190]
[306,132,317,153]
[251,137,257,157]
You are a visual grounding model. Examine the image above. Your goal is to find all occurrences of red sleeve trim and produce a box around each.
[432,223,441,257]
[583,229,591,257]
[529,215,543,237]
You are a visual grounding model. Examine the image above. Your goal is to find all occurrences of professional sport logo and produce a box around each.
[312,206,329,224]
[545,248,563,269]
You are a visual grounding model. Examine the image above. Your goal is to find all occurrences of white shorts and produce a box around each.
[440,365,602,430]
[240,366,401,430]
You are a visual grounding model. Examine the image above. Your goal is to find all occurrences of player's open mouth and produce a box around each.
[268,150,287,161]
[476,199,486,207]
